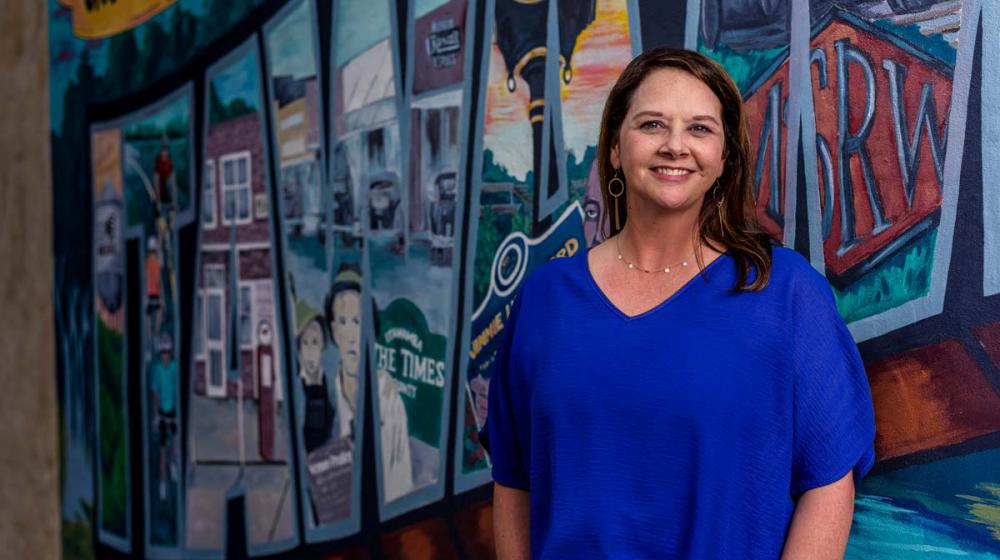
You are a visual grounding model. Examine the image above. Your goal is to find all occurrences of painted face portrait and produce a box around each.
[371,189,390,212]
[330,290,361,378]
[298,318,325,385]
[583,161,604,247]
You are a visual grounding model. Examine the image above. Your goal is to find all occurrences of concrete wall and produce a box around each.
[0,0,58,558]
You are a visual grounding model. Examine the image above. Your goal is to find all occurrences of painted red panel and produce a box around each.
[451,500,495,559]
[866,339,1000,462]
[972,322,1000,374]
[811,18,950,278]
[381,517,459,560]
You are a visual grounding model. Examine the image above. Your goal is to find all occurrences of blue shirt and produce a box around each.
[484,247,875,559]
[152,360,178,414]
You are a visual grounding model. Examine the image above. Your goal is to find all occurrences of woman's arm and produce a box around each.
[781,472,856,560]
[493,482,530,560]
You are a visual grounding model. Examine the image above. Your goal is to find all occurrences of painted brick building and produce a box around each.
[198,111,283,403]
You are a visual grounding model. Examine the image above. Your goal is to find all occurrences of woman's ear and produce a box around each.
[610,140,620,170]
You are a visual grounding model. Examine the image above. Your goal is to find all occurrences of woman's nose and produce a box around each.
[658,129,688,158]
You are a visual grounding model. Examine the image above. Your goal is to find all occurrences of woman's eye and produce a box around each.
[691,124,712,134]
[640,121,663,130]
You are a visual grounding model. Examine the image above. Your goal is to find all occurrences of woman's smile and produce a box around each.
[649,165,696,181]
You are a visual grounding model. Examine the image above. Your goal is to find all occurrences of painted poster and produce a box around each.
[185,38,298,556]
[117,85,195,555]
[91,125,131,552]
[265,0,351,543]
[804,3,965,342]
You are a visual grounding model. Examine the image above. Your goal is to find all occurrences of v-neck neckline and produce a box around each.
[581,247,730,322]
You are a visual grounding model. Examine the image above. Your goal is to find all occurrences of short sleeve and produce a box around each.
[790,272,876,497]
[479,295,530,490]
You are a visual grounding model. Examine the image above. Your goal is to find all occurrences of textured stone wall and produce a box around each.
[0,0,58,558]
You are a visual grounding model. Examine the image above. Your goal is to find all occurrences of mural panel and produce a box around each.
[263,0,347,543]
[91,124,131,552]
[117,85,195,555]
[807,6,957,332]
[185,38,298,556]
[384,0,474,505]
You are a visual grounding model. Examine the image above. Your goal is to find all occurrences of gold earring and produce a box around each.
[608,170,625,232]
[713,181,729,235]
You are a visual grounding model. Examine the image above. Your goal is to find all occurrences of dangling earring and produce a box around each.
[713,181,729,235]
[608,169,625,232]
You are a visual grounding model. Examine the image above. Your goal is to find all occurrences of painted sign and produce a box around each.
[67,0,176,39]
[811,15,950,288]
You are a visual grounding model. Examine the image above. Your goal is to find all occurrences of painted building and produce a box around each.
[198,111,282,402]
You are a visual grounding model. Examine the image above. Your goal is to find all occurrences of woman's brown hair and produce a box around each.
[596,47,772,291]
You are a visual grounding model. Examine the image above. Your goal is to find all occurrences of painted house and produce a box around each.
[198,111,283,403]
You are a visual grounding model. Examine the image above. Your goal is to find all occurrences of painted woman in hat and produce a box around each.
[297,313,332,454]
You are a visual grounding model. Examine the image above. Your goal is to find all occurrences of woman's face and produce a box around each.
[611,67,726,218]
[298,320,324,383]
[330,290,361,378]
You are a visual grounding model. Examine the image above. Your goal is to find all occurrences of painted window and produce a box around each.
[238,282,253,349]
[221,151,252,225]
[202,264,227,398]
[203,159,217,228]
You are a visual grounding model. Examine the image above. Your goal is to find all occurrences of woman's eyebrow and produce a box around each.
[631,111,720,126]
[631,110,663,120]
[691,115,721,125]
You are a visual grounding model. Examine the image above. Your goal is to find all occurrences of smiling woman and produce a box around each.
[611,68,726,226]
[483,47,876,560]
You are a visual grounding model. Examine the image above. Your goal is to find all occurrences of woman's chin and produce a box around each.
[648,196,702,214]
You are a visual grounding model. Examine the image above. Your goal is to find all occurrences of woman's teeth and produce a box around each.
[654,167,690,175]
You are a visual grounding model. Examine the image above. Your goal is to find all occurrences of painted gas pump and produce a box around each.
[257,320,276,461]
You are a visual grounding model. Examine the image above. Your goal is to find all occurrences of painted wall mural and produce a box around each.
[50,0,1000,558]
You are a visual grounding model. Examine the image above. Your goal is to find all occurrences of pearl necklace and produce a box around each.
[615,234,695,274]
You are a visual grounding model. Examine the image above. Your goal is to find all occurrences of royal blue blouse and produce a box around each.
[483,246,875,559]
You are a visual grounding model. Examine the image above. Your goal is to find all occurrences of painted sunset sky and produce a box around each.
[483,0,632,182]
